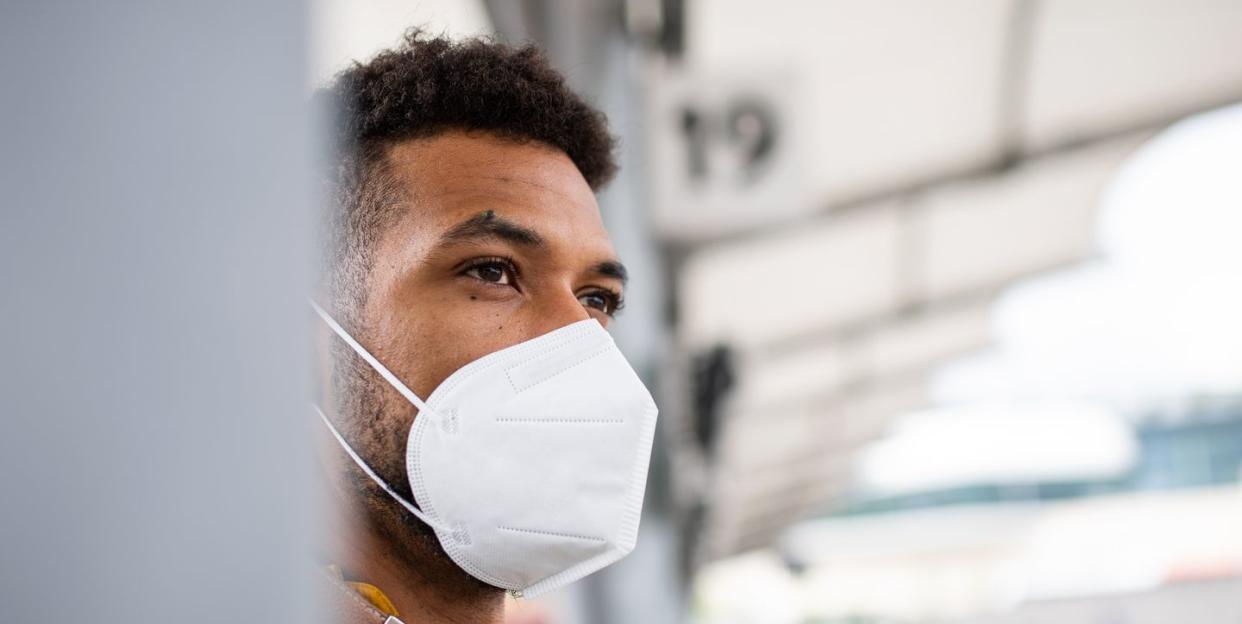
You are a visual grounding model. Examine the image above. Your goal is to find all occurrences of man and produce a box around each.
[312,30,658,624]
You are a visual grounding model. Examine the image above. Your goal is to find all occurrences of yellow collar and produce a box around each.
[326,565,400,617]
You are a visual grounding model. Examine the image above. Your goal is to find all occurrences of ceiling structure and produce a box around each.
[655,0,1242,562]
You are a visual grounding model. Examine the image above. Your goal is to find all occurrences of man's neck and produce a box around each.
[333,523,506,624]
[315,425,506,623]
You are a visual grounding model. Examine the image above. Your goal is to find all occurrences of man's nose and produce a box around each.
[528,288,592,337]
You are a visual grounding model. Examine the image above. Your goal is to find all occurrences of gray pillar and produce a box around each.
[1,2,318,622]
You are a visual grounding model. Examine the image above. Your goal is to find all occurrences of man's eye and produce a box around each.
[578,290,623,316]
[463,260,515,286]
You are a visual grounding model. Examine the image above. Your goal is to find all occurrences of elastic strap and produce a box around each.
[309,299,437,418]
[312,402,448,533]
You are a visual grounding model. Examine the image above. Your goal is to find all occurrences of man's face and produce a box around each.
[337,130,626,559]
[365,130,623,404]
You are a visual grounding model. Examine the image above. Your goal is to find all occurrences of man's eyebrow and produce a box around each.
[591,260,628,286]
[438,210,544,247]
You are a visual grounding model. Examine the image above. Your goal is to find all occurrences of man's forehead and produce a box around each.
[386,132,599,210]
[382,132,614,257]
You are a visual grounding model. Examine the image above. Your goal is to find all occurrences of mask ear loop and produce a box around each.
[309,299,448,533]
[311,404,449,533]
[308,299,438,419]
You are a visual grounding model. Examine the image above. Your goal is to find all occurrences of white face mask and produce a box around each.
[311,301,658,598]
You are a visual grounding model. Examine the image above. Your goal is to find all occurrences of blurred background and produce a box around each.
[4,1,1240,623]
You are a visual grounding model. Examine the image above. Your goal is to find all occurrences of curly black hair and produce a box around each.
[317,29,618,314]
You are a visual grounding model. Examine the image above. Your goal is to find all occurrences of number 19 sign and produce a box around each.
[645,67,807,242]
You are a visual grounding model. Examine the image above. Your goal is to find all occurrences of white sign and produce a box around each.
[646,67,807,242]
